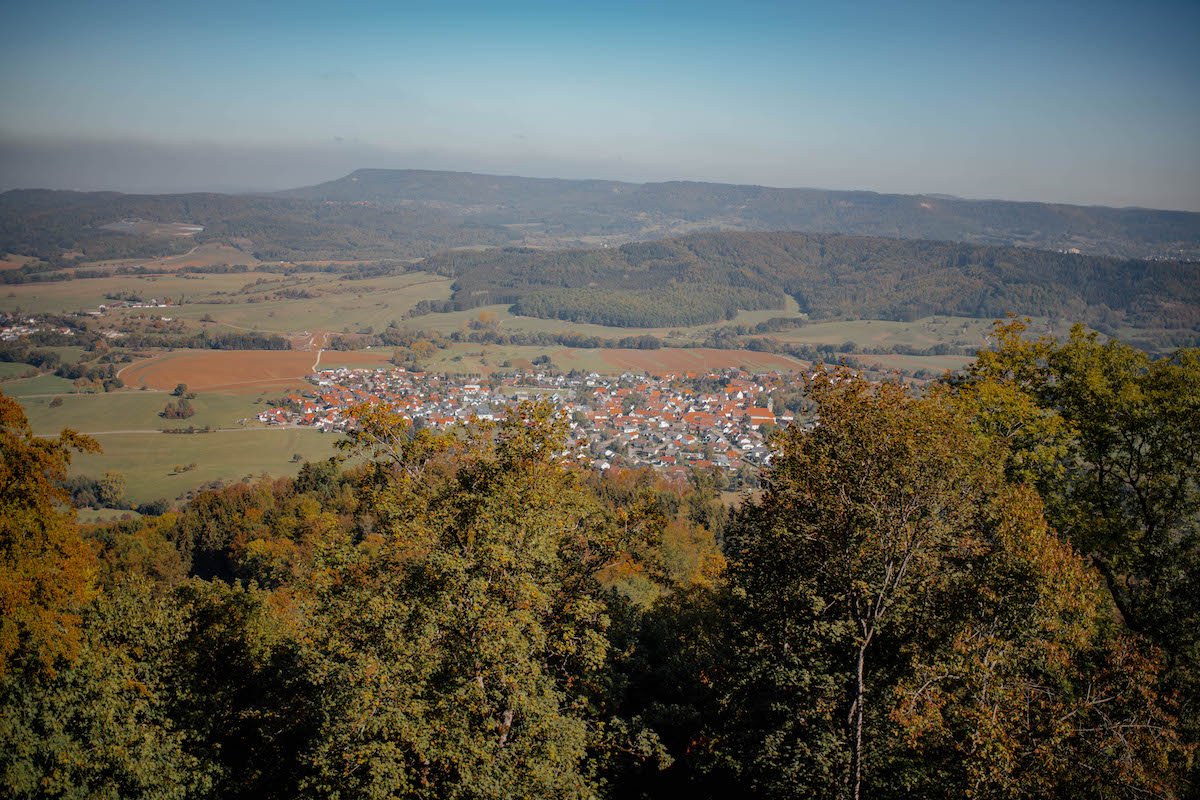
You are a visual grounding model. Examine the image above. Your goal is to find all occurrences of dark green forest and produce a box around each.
[3,321,1198,798]
[426,232,1200,342]
[512,284,783,328]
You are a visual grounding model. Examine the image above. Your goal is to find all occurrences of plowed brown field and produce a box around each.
[120,349,395,391]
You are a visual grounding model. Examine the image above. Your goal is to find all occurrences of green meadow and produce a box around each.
[19,389,270,435]
[69,428,342,505]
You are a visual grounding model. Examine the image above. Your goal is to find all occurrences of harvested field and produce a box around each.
[119,348,396,391]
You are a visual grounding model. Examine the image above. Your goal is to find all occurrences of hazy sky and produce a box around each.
[2,0,1198,210]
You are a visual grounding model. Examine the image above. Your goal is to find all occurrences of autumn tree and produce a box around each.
[98,469,126,508]
[945,318,1200,792]
[720,370,1183,799]
[0,389,99,675]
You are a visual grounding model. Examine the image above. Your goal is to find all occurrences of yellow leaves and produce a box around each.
[1,390,103,676]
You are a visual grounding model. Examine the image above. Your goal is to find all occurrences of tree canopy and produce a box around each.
[1,326,1196,798]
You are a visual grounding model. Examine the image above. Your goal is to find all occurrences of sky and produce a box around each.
[1,0,1198,210]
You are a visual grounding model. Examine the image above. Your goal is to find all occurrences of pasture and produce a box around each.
[0,362,36,379]
[842,353,974,374]
[19,390,268,435]
[767,316,1004,351]
[69,428,342,505]
[1,374,79,396]
[422,343,806,376]
[79,242,260,272]
[165,272,454,333]
[413,296,806,343]
[0,271,287,314]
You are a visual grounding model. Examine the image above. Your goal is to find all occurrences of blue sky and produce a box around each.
[1,0,1198,210]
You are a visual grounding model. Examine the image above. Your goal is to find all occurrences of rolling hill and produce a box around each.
[3,169,1199,264]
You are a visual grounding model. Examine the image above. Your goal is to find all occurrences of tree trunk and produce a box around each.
[850,641,867,800]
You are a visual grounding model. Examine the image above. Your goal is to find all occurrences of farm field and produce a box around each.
[424,343,807,376]
[166,272,454,333]
[843,353,975,374]
[78,242,261,272]
[413,297,806,342]
[68,428,342,505]
[117,348,398,391]
[1,374,79,396]
[768,316,1003,350]
[18,390,269,435]
[0,271,286,314]
[0,362,35,379]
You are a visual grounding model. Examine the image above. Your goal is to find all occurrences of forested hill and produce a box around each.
[3,169,1200,264]
[0,188,517,263]
[424,231,1200,335]
[281,168,1200,259]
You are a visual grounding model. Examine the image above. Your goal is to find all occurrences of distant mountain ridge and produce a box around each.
[277,169,1200,259]
[2,168,1199,264]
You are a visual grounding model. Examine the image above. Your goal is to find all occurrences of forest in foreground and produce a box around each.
[2,321,1198,799]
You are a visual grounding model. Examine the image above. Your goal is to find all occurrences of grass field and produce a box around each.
[767,316,1007,350]
[166,272,453,333]
[1,253,39,270]
[69,428,343,505]
[18,390,271,435]
[841,353,975,374]
[423,343,806,376]
[79,242,261,272]
[0,362,36,379]
[0,271,288,314]
[42,346,92,364]
[1,374,80,396]
[414,296,806,343]
[77,508,144,525]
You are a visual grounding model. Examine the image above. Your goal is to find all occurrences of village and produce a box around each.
[256,365,812,479]
[0,315,78,342]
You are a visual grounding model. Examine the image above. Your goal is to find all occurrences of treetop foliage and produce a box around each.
[1,326,1197,798]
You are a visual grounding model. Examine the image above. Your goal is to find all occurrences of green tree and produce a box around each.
[0,579,215,798]
[946,318,1200,790]
[721,370,1183,798]
[299,401,664,799]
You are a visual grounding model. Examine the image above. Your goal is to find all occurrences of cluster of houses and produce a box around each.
[255,366,811,477]
[90,298,174,314]
[0,317,76,342]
